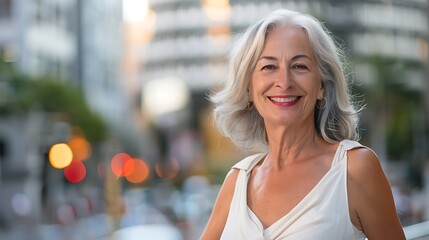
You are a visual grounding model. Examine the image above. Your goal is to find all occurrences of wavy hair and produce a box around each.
[210,9,360,151]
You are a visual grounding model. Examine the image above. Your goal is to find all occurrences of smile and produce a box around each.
[269,96,299,103]
[268,96,301,106]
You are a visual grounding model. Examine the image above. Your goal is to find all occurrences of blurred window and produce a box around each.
[357,3,428,34]
[351,32,421,61]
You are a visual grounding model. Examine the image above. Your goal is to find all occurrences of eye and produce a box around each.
[292,64,308,71]
[292,64,308,70]
[261,64,278,71]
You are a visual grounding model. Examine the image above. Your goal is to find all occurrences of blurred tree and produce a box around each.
[355,56,423,163]
[0,59,106,143]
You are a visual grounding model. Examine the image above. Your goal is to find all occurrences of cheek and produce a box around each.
[251,74,270,90]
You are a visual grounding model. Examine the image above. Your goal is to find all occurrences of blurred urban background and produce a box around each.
[0,0,428,239]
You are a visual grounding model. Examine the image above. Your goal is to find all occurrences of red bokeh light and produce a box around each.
[64,160,86,183]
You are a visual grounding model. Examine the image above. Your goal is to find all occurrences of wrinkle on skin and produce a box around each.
[264,117,322,169]
[249,26,327,170]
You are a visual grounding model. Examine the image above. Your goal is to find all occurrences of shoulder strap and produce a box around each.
[232,153,266,171]
[332,140,367,166]
[341,139,364,151]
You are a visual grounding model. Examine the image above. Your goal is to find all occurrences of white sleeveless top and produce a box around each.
[220,140,367,240]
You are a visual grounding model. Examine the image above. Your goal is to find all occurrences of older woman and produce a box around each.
[201,9,405,240]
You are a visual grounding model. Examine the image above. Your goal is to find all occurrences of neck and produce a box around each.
[263,119,324,169]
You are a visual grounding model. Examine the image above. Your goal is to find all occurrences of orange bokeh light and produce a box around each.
[155,158,179,179]
[68,136,91,161]
[49,143,73,169]
[111,153,133,177]
[126,158,150,184]
[64,160,86,183]
[123,158,135,177]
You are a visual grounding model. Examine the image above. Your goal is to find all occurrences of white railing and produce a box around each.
[403,221,429,239]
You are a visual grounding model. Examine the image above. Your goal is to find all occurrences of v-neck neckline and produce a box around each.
[244,140,344,232]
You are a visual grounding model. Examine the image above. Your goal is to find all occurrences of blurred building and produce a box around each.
[0,0,139,228]
[143,0,429,159]
[144,0,429,91]
[8,0,127,129]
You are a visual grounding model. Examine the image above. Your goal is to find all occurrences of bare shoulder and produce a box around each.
[213,167,241,209]
[347,147,382,180]
[218,168,240,197]
[347,147,405,240]
[347,147,387,201]
[200,168,240,240]
[224,167,240,184]
[207,167,240,214]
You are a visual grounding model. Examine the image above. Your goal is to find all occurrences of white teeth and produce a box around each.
[270,97,298,103]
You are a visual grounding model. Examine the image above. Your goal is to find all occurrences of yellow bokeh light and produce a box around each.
[49,143,73,169]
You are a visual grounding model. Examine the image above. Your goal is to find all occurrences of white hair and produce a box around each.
[210,9,360,151]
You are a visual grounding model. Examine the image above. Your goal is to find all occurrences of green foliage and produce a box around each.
[354,55,423,160]
[373,59,421,160]
[0,62,106,143]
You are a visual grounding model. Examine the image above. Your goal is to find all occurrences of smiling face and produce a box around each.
[249,26,324,129]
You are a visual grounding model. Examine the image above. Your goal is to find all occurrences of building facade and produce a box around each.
[143,0,428,93]
[0,0,130,228]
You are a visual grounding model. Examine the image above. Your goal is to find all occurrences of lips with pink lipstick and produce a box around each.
[268,95,301,106]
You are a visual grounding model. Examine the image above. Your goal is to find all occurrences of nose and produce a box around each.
[275,68,293,89]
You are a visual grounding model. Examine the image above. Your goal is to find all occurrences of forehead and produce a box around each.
[261,26,313,55]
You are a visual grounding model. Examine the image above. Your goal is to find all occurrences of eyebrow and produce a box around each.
[258,54,312,62]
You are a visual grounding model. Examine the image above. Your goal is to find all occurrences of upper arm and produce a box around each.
[200,168,240,240]
[348,148,405,240]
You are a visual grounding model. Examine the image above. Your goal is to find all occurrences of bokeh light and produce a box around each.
[125,158,150,184]
[56,204,75,225]
[11,193,31,217]
[111,153,134,177]
[142,77,190,118]
[49,143,73,169]
[123,157,135,177]
[123,0,148,23]
[202,0,231,22]
[68,136,91,161]
[155,158,179,179]
[64,160,86,183]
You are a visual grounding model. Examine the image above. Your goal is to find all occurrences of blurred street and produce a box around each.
[0,181,218,240]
